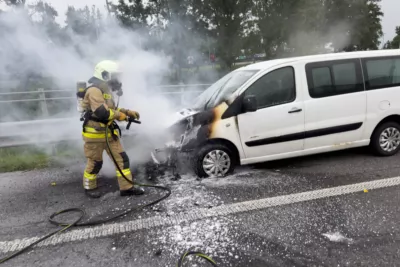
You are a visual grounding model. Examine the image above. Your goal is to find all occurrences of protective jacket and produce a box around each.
[81,77,129,142]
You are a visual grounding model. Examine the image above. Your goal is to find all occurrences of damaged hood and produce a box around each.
[163,108,199,129]
[161,69,258,130]
[153,108,199,151]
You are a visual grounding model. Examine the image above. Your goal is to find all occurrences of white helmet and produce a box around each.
[93,60,121,82]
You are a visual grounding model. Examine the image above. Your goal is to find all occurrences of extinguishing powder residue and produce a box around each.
[148,173,240,266]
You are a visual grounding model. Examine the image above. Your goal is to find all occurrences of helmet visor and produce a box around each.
[110,72,122,82]
[108,72,122,92]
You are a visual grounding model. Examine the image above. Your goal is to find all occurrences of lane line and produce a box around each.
[1,176,400,253]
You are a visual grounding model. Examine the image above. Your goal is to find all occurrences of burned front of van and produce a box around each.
[150,69,259,178]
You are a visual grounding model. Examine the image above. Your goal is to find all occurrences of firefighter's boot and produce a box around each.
[85,188,102,198]
[120,185,145,196]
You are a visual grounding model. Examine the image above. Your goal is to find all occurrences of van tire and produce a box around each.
[370,121,400,156]
[192,143,236,178]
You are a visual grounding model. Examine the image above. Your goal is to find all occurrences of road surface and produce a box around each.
[1,147,400,266]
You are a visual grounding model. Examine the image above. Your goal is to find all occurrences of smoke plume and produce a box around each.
[0,7,178,169]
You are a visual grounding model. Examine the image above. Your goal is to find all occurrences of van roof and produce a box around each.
[240,49,400,71]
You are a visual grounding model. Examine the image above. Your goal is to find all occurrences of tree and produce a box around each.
[251,0,383,58]
[114,0,210,80]
[65,5,102,39]
[324,0,383,51]
[150,0,207,66]
[383,26,400,49]
[252,0,306,58]
[192,0,253,69]
[113,0,151,31]
[28,1,61,43]
[29,1,58,23]
[1,0,25,6]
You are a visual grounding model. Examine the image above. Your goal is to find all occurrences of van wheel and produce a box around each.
[371,121,400,156]
[193,143,236,178]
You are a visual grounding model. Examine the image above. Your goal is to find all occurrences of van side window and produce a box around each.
[306,59,363,98]
[244,67,295,109]
[311,67,332,96]
[362,56,400,90]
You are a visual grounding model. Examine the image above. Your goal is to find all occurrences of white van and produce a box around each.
[161,50,400,177]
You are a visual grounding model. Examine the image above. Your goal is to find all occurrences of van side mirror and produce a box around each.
[243,95,257,112]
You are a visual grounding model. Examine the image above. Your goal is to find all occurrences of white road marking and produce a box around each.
[1,176,400,253]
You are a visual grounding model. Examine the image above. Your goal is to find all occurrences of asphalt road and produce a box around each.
[1,147,400,266]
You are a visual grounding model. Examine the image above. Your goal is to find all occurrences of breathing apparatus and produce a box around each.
[76,81,87,119]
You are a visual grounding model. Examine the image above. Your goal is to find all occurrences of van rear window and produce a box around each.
[362,56,400,90]
[306,59,363,98]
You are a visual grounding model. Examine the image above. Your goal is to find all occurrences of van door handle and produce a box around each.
[288,108,302,113]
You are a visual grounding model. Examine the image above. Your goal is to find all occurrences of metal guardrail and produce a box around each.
[0,118,80,148]
[0,84,211,148]
[0,118,138,148]
[0,84,210,115]
[0,84,210,97]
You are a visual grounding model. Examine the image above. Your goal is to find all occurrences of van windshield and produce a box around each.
[192,70,259,111]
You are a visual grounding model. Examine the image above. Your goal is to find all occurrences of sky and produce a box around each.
[380,0,399,43]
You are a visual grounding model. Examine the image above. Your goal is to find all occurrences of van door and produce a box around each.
[237,66,305,163]
[303,59,367,150]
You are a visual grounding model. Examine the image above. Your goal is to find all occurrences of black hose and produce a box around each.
[0,208,85,264]
[0,120,217,266]
[0,121,171,264]
[177,251,218,267]
[49,123,172,227]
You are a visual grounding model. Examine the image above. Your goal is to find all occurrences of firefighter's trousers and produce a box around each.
[83,138,133,191]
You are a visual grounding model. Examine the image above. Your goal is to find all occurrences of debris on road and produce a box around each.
[322,231,353,244]
[150,217,238,266]
[146,172,241,266]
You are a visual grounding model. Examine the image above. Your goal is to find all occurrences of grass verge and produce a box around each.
[0,143,84,173]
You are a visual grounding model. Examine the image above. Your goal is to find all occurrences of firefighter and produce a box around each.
[79,60,145,198]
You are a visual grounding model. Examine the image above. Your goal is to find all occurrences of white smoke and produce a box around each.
[285,22,352,56]
[0,7,178,167]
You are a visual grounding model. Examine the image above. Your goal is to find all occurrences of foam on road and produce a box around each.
[1,175,400,254]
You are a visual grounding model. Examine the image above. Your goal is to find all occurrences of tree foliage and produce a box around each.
[113,0,151,31]
[384,26,400,49]
[2,0,25,6]
[65,5,102,39]
[331,0,383,51]
[191,0,253,68]
[28,0,59,38]
[113,0,384,68]
[0,0,386,73]
[149,0,198,65]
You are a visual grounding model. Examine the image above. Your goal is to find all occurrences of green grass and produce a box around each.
[0,147,50,172]
[0,144,84,173]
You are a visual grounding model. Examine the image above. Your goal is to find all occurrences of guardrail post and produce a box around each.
[38,88,57,154]
[38,88,49,118]
[180,83,185,105]
[51,143,58,156]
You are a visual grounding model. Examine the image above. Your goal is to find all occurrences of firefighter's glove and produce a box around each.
[117,112,128,121]
[126,110,140,120]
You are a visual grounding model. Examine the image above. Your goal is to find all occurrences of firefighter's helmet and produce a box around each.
[93,60,121,82]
